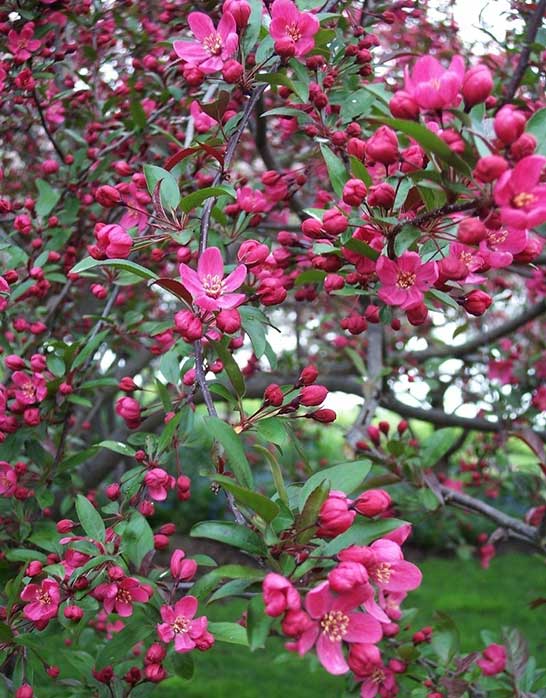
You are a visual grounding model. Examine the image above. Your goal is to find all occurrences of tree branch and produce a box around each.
[502,0,546,105]
[403,297,546,361]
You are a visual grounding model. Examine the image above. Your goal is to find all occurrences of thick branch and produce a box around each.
[404,297,546,361]
[502,0,546,104]
[440,485,538,544]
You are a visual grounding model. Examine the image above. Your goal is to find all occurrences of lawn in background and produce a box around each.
[153,553,546,697]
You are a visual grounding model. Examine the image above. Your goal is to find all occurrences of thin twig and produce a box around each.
[33,89,65,161]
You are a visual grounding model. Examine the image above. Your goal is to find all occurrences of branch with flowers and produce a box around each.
[1,0,546,697]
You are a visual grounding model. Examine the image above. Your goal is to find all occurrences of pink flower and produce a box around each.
[11,371,47,406]
[8,23,42,63]
[0,462,16,496]
[269,0,320,57]
[21,579,61,622]
[173,12,238,74]
[494,155,546,230]
[157,596,209,652]
[144,468,175,501]
[359,663,398,698]
[95,223,133,259]
[479,227,528,268]
[294,582,383,675]
[190,101,218,133]
[366,540,422,593]
[93,577,152,617]
[477,643,507,676]
[404,55,465,110]
[376,252,438,310]
[317,491,356,538]
[179,246,246,312]
[263,573,301,616]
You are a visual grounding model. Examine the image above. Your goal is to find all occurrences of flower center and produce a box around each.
[0,474,12,488]
[172,615,191,634]
[512,192,536,208]
[488,230,507,246]
[396,271,416,289]
[38,589,52,606]
[373,562,392,584]
[371,667,385,685]
[286,22,302,42]
[203,32,223,56]
[459,251,473,265]
[202,273,224,298]
[320,610,349,642]
[116,588,132,605]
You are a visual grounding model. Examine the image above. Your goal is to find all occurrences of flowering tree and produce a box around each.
[1,0,546,696]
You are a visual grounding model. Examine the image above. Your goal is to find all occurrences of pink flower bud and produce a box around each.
[477,644,507,676]
[473,154,509,183]
[366,126,399,165]
[262,573,301,616]
[510,132,537,160]
[116,397,141,427]
[16,685,34,698]
[222,58,244,83]
[389,90,419,119]
[298,365,319,385]
[348,643,382,676]
[216,309,241,333]
[174,310,203,341]
[494,106,526,145]
[328,560,368,592]
[299,384,328,406]
[264,383,284,406]
[463,289,492,316]
[106,483,121,500]
[457,217,487,244]
[95,185,122,207]
[42,159,60,175]
[64,605,84,621]
[118,376,138,392]
[144,664,166,683]
[170,550,198,580]
[322,209,349,236]
[301,218,323,239]
[407,302,428,326]
[354,489,392,517]
[145,643,166,665]
[5,355,26,370]
[462,64,493,107]
[237,239,269,266]
[317,491,356,537]
[26,561,43,577]
[309,408,336,423]
[324,273,345,293]
[56,519,74,533]
[368,182,395,208]
[342,178,367,206]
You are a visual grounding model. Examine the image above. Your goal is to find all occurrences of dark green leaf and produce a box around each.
[70,257,158,281]
[36,179,61,217]
[526,108,546,156]
[215,341,245,397]
[208,622,249,646]
[213,475,280,523]
[298,459,372,509]
[420,428,460,468]
[205,416,253,488]
[322,518,405,556]
[295,480,329,544]
[394,225,421,256]
[190,564,264,600]
[319,144,348,197]
[75,494,105,542]
[191,521,267,556]
[247,595,273,651]
[97,440,136,457]
[179,186,235,213]
[121,512,154,567]
[143,164,181,210]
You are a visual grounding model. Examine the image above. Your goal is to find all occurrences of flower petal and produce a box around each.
[316,633,349,675]
[223,264,246,292]
[344,612,383,644]
[305,581,333,619]
[188,12,215,41]
[198,246,224,279]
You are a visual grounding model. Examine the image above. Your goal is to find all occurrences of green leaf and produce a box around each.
[191,521,267,556]
[71,329,110,370]
[349,156,372,186]
[130,94,147,130]
[70,257,158,281]
[213,475,280,523]
[208,622,249,646]
[255,417,287,446]
[295,480,329,544]
[179,186,235,213]
[431,611,460,665]
[75,494,105,542]
[190,564,264,600]
[298,459,372,509]
[394,225,421,256]
[98,440,136,457]
[169,652,194,680]
[373,117,471,175]
[254,444,289,506]
[143,164,181,210]
[342,237,380,260]
[526,108,546,156]
[0,622,13,643]
[121,512,154,567]
[420,428,460,468]
[46,354,66,377]
[36,179,61,217]
[294,269,327,286]
[319,143,348,197]
[426,288,461,311]
[205,416,253,488]
[261,107,314,123]
[247,595,274,651]
[96,618,155,667]
[322,518,405,556]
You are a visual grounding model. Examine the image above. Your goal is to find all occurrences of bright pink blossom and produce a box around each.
[494,155,546,230]
[174,12,238,74]
[144,468,175,501]
[93,576,152,617]
[8,23,42,63]
[293,582,383,675]
[376,252,438,310]
[479,227,528,268]
[477,643,507,676]
[11,371,47,406]
[269,0,319,57]
[0,462,16,496]
[179,246,246,312]
[157,596,209,652]
[21,579,61,622]
[404,55,465,110]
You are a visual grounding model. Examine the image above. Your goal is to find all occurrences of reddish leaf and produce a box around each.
[152,278,193,306]
[164,147,201,172]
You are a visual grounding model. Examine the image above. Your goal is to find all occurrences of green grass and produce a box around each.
[152,554,546,697]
